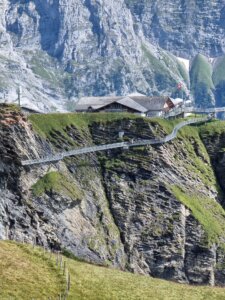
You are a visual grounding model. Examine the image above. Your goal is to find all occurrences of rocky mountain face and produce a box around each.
[2,0,225,110]
[126,0,225,59]
[0,0,189,111]
[1,105,225,286]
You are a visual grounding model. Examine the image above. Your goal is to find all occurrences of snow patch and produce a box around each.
[128,92,146,97]
[177,57,190,72]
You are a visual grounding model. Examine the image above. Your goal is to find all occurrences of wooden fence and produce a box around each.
[3,229,71,300]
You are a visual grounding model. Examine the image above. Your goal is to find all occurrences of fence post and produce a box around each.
[56,251,59,266]
[66,270,69,294]
[5,226,9,240]
[68,273,71,292]
[7,241,69,299]
[60,255,63,270]
[63,261,66,275]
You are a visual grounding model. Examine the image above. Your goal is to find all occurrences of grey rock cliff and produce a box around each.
[0,0,195,109]
[1,106,225,286]
[1,1,225,109]
[126,0,225,58]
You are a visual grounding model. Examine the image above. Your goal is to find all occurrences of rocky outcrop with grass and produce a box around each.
[1,105,225,286]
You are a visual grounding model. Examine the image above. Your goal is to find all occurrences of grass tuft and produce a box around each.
[171,186,225,246]
[32,171,83,200]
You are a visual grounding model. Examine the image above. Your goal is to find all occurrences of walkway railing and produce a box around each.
[21,115,211,166]
[165,106,225,118]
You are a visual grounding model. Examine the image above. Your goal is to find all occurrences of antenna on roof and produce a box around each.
[3,92,7,103]
[17,85,22,107]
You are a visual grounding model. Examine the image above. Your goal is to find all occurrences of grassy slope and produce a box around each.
[0,241,65,299]
[190,54,214,90]
[29,112,139,139]
[213,55,225,86]
[141,45,175,89]
[32,171,83,199]
[67,258,225,300]
[199,119,225,137]
[190,54,215,106]
[171,186,225,246]
[170,119,225,247]
[212,56,225,107]
[1,241,225,300]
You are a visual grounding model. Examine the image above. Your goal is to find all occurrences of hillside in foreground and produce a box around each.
[1,241,225,300]
[0,241,65,299]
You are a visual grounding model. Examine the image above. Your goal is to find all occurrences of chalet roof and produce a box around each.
[75,96,123,111]
[75,95,170,112]
[129,96,169,111]
[117,97,147,113]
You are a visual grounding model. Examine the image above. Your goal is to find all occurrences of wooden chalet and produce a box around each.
[75,94,178,117]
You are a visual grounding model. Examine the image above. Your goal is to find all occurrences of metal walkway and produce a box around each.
[21,115,211,166]
[165,106,225,118]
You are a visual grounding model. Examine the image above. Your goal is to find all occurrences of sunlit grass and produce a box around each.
[66,257,225,300]
[2,241,225,300]
[0,241,65,299]
[29,112,139,139]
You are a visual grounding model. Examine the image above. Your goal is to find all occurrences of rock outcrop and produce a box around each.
[1,105,225,286]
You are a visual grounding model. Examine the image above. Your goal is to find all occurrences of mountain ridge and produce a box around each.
[1,0,225,110]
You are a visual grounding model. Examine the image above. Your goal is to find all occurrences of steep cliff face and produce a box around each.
[0,0,195,109]
[126,0,225,58]
[91,118,225,285]
[0,105,126,267]
[200,121,225,202]
[1,105,225,286]
[6,0,225,62]
[2,1,225,109]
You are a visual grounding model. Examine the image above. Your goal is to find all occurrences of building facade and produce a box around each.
[75,94,180,117]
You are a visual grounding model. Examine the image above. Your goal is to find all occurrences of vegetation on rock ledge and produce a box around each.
[171,186,225,246]
[32,171,83,200]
